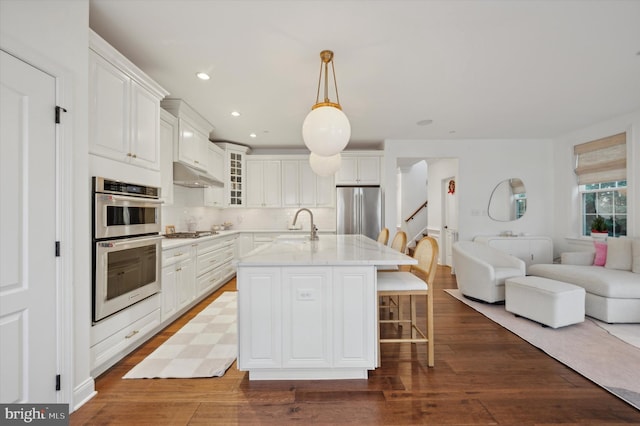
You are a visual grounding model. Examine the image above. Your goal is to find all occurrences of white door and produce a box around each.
[0,50,58,403]
[442,176,458,268]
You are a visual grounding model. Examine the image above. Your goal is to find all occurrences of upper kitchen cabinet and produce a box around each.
[246,158,282,208]
[281,159,334,208]
[159,109,177,205]
[89,30,168,171]
[335,152,382,185]
[216,143,251,207]
[203,143,226,208]
[161,99,214,173]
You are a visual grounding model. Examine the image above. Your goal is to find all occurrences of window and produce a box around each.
[580,180,627,237]
[574,133,627,237]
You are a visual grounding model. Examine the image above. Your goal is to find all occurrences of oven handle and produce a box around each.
[97,235,163,248]
[98,193,163,205]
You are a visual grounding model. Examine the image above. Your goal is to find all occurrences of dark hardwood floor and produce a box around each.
[71,266,640,425]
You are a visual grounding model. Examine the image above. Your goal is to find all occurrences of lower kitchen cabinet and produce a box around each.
[195,235,237,296]
[161,244,196,321]
[90,234,239,376]
[238,265,375,377]
[90,294,161,377]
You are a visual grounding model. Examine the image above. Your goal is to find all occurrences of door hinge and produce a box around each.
[55,241,61,257]
[55,106,67,124]
[55,374,61,391]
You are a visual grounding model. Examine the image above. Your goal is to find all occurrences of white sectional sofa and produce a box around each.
[528,237,640,323]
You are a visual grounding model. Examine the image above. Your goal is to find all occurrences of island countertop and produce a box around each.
[236,234,416,267]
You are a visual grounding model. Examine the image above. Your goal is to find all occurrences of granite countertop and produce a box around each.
[236,234,417,267]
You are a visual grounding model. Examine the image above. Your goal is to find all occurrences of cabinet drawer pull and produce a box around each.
[125,330,139,339]
[176,267,182,272]
[174,252,183,257]
[194,160,200,164]
[132,154,137,158]
[210,260,217,264]
[126,152,132,157]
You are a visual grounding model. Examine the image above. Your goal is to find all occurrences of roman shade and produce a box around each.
[574,132,626,185]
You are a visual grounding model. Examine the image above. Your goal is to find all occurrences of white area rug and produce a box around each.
[444,289,640,410]
[123,291,237,379]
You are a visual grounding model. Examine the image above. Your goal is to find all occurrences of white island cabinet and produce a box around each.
[236,234,416,380]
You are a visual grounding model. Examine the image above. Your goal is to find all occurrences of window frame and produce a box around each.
[579,180,627,237]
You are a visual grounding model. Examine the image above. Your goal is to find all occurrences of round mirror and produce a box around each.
[488,178,527,222]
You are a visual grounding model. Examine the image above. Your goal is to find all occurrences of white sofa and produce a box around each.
[528,237,640,323]
[453,241,526,303]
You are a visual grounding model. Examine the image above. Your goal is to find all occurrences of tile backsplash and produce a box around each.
[161,186,336,233]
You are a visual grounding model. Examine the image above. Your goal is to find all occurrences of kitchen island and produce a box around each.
[236,234,416,380]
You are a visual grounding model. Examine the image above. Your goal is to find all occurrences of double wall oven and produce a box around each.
[92,177,163,322]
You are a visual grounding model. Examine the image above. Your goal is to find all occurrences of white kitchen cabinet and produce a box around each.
[474,235,554,271]
[161,99,214,173]
[246,159,282,207]
[237,265,375,377]
[208,142,225,182]
[335,154,381,185]
[281,160,315,207]
[90,294,161,377]
[89,31,168,171]
[195,235,236,296]
[282,159,335,208]
[161,244,196,319]
[217,143,250,207]
[315,174,335,207]
[203,143,226,208]
[159,109,177,205]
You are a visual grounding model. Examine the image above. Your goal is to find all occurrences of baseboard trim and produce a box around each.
[72,377,96,413]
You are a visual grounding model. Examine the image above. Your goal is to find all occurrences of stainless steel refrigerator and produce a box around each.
[336,186,383,240]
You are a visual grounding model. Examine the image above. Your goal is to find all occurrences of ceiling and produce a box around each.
[89,0,640,150]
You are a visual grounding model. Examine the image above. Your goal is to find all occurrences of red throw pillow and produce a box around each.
[593,241,607,266]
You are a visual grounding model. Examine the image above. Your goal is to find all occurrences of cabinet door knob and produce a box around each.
[126,152,132,157]
[132,154,137,158]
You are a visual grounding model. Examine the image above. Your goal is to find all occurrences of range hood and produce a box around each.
[173,162,224,188]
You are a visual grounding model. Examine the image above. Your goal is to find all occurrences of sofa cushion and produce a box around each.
[593,241,607,266]
[528,264,640,299]
[605,237,632,271]
[633,238,640,274]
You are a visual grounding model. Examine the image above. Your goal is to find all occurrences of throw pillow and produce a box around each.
[633,238,640,274]
[605,237,632,271]
[593,241,607,266]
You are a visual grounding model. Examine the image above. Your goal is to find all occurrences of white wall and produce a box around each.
[384,139,554,243]
[552,109,640,254]
[398,161,428,241]
[0,0,93,410]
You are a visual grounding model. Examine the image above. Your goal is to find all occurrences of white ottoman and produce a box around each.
[505,276,585,328]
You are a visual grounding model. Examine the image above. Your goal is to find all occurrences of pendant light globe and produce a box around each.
[309,152,342,176]
[302,105,351,157]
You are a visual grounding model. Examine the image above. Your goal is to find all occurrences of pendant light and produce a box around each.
[302,50,351,157]
[309,152,342,177]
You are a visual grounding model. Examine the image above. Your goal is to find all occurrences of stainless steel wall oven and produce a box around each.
[92,177,162,322]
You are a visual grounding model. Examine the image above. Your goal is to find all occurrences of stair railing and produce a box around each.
[405,200,428,222]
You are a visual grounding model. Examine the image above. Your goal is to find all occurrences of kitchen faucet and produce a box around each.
[292,208,318,240]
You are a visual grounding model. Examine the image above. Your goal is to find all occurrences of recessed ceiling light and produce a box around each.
[231,111,241,117]
[249,133,257,138]
[416,119,433,126]
[196,72,210,80]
